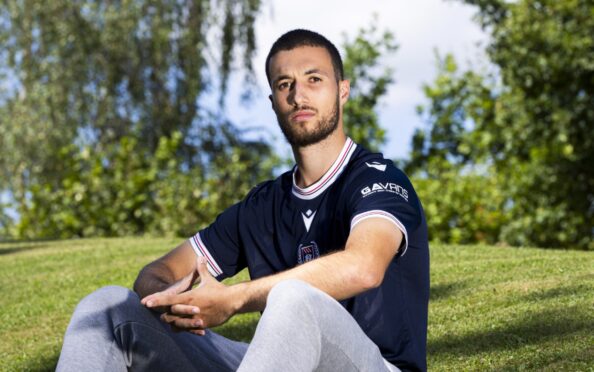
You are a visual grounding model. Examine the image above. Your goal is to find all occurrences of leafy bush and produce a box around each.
[413,168,508,245]
[16,131,278,238]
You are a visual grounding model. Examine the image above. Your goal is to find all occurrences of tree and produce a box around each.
[0,4,398,239]
[406,54,497,176]
[409,0,594,249]
[407,54,507,245]
[0,0,261,195]
[472,0,593,250]
[342,21,397,152]
[0,0,276,238]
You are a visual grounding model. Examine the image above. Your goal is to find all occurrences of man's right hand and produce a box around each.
[134,240,200,300]
[140,266,199,314]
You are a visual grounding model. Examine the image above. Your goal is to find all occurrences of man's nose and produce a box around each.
[289,81,307,106]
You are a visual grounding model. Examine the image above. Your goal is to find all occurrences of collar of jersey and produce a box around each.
[291,137,357,200]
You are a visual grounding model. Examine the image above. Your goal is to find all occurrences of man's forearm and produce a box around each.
[133,261,176,299]
[134,241,198,299]
[231,249,378,314]
[231,219,401,314]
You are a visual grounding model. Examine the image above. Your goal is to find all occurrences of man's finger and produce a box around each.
[174,316,203,329]
[160,312,175,324]
[161,280,188,295]
[167,270,199,295]
[140,294,156,306]
[161,313,203,330]
[196,256,214,285]
[143,292,182,308]
[170,304,200,315]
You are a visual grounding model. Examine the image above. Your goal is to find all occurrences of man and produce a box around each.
[57,29,429,372]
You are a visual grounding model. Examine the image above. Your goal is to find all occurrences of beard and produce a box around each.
[275,95,340,147]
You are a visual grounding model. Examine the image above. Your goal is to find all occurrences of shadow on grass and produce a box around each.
[428,306,591,358]
[23,352,59,372]
[522,282,592,302]
[492,347,594,372]
[430,280,468,301]
[0,244,49,255]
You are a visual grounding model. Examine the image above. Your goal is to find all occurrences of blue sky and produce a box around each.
[223,0,488,160]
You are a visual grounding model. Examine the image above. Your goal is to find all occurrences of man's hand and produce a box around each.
[142,257,240,336]
[133,240,199,300]
[139,218,401,336]
[139,263,199,314]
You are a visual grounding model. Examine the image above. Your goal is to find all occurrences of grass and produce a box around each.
[0,238,592,371]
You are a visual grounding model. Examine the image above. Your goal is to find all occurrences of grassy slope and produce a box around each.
[0,238,592,371]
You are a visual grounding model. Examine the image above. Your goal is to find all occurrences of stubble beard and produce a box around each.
[276,95,340,148]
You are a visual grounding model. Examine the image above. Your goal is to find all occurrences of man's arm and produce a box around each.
[144,218,402,332]
[133,240,198,300]
[235,218,402,312]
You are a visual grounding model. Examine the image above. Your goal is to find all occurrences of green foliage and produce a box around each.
[409,0,594,249]
[409,54,505,245]
[0,0,280,239]
[2,238,593,370]
[16,125,278,238]
[414,168,508,245]
[407,54,496,175]
[474,0,594,250]
[0,0,261,180]
[0,205,12,239]
[147,124,279,237]
[17,137,156,238]
[342,20,397,152]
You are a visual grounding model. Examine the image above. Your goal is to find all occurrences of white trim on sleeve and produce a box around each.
[350,210,409,256]
[188,232,224,277]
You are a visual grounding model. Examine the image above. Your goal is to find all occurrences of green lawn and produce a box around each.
[0,238,592,371]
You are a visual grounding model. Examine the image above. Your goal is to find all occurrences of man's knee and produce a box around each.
[74,285,140,315]
[267,279,329,311]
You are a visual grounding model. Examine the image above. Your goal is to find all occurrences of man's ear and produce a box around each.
[339,80,350,105]
[268,94,275,110]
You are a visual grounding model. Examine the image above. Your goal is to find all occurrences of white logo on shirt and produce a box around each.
[360,183,409,202]
[365,161,387,172]
[301,209,316,232]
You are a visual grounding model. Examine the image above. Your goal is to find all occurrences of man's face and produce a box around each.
[268,46,347,147]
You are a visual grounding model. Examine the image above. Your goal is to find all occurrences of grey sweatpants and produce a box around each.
[57,279,399,371]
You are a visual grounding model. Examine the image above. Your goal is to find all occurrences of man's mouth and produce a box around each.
[290,109,316,122]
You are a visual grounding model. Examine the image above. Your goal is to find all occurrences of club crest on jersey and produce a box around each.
[297,241,320,264]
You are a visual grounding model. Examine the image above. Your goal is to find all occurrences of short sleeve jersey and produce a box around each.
[189,138,430,371]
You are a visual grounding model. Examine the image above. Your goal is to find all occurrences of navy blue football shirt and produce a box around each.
[189,138,430,371]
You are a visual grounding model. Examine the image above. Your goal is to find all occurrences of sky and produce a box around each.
[224,0,489,160]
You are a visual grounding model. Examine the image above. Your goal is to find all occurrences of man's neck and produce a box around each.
[292,130,347,188]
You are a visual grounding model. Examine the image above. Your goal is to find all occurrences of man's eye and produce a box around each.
[310,77,321,83]
[278,82,290,90]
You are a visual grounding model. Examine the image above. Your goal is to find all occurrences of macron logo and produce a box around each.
[365,161,387,172]
[301,209,316,232]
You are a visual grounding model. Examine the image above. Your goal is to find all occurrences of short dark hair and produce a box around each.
[265,29,344,85]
